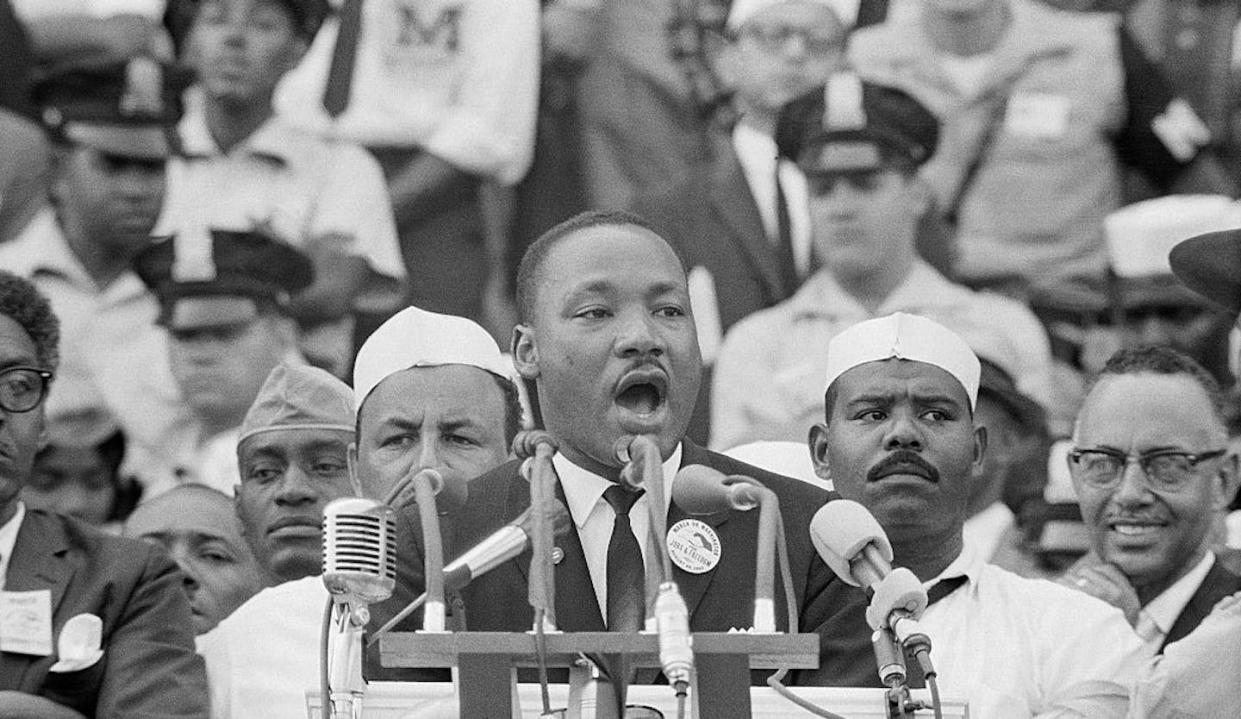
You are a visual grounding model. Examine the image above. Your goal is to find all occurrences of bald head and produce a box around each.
[125,485,270,633]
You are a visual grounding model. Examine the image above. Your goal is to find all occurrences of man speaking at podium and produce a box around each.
[409,210,842,677]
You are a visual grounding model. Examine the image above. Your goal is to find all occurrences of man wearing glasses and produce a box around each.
[1061,345,1241,655]
[0,270,207,717]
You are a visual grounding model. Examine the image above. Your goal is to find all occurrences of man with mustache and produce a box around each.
[808,312,1145,716]
[409,210,842,686]
[198,306,519,717]
[1059,346,1241,656]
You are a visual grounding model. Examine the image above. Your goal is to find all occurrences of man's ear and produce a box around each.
[704,28,736,88]
[346,441,364,497]
[511,324,540,380]
[972,423,989,474]
[1213,451,1240,511]
[809,423,831,481]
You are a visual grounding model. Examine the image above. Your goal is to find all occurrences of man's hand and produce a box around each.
[1059,552,1142,626]
[0,692,88,719]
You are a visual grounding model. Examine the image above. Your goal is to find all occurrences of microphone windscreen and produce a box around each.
[809,499,892,587]
[673,464,764,514]
[322,497,397,604]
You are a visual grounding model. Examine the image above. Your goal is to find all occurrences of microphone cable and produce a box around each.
[766,510,850,719]
[320,596,333,719]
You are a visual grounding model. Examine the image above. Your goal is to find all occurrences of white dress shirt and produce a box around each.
[554,445,682,622]
[0,502,27,591]
[1136,551,1216,654]
[731,122,812,277]
[917,544,1147,718]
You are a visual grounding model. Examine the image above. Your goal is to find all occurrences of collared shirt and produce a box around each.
[710,261,1054,450]
[0,502,27,591]
[158,91,405,289]
[962,500,1015,561]
[0,208,200,492]
[1138,550,1216,653]
[554,444,683,619]
[273,0,539,185]
[918,544,1146,718]
[732,122,812,277]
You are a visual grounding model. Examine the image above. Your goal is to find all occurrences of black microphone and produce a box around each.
[442,499,572,591]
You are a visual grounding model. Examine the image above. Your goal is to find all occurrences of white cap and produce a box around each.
[726,0,845,31]
[1105,194,1241,279]
[824,312,981,409]
[352,306,513,409]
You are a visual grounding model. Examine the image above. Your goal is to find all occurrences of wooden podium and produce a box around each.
[376,630,820,718]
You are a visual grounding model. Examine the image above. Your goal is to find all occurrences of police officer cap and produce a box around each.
[1170,229,1241,315]
[33,59,186,160]
[777,71,938,175]
[134,228,314,329]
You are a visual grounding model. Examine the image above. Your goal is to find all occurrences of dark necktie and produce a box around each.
[905,575,967,688]
[773,167,800,294]
[603,484,646,632]
[322,0,363,117]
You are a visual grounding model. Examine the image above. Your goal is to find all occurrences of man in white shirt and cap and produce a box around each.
[233,361,358,584]
[805,312,1145,717]
[196,306,520,718]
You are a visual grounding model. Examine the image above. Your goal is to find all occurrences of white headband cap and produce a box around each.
[726,0,845,31]
[352,306,513,409]
[824,312,981,409]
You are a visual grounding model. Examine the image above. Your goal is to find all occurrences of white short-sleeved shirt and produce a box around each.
[919,545,1146,718]
[157,94,406,289]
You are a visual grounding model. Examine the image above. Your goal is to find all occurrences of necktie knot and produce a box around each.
[604,485,643,517]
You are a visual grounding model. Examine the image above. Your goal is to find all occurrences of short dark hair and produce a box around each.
[514,209,681,324]
[1095,345,1226,423]
[0,270,60,372]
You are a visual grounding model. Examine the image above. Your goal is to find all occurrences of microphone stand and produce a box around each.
[515,429,561,718]
[411,469,447,632]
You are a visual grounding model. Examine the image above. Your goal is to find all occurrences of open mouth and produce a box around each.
[614,371,668,418]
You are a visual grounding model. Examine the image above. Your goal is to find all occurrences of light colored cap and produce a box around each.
[238,362,355,444]
[727,0,843,31]
[1105,194,1241,279]
[824,312,981,409]
[352,306,512,410]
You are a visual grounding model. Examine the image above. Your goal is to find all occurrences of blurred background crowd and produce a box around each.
[3,0,1241,626]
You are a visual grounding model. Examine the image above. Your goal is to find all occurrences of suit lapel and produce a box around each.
[1162,562,1241,650]
[507,465,606,631]
[673,442,735,623]
[0,511,73,691]
[709,153,790,302]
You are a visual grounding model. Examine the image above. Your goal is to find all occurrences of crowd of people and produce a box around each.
[2,0,1241,717]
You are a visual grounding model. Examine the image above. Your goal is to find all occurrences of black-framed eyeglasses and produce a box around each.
[0,366,53,413]
[1068,447,1227,492]
[738,24,844,56]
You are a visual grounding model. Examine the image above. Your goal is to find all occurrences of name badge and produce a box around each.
[667,519,722,574]
[0,589,54,656]
[1004,92,1070,139]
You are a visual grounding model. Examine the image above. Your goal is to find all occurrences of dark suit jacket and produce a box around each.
[0,509,208,717]
[370,440,866,684]
[1160,560,1241,652]
[634,147,796,336]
